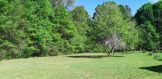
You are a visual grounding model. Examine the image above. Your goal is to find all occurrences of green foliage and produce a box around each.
[135,3,155,25]
[135,2,161,50]
[0,0,29,59]
[1,0,161,59]
[153,1,162,45]
[71,6,89,52]
[153,1,162,31]
[140,22,160,50]
[92,2,139,51]
[52,5,84,54]
[118,4,132,19]
[0,0,82,59]
[22,0,57,56]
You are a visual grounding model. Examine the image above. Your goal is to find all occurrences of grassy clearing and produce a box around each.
[0,52,162,79]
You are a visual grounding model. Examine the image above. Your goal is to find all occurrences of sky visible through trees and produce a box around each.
[0,0,162,59]
[74,0,160,16]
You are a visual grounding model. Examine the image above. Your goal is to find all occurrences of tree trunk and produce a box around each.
[111,48,114,56]
[107,48,114,57]
[107,51,111,57]
[140,47,142,53]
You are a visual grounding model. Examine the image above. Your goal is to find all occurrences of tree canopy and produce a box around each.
[91,2,139,55]
[1,0,162,59]
[134,1,162,50]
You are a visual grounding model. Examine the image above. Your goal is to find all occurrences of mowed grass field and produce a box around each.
[0,52,162,79]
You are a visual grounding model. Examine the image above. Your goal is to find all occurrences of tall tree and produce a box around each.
[118,4,132,19]
[93,2,139,55]
[135,2,160,50]
[22,0,56,56]
[52,5,84,53]
[135,3,155,25]
[71,6,89,51]
[0,0,34,58]
[141,22,160,50]
[153,1,162,47]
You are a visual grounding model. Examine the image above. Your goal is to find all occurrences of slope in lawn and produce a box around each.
[0,53,162,79]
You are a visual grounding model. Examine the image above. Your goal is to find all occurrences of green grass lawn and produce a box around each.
[0,52,162,79]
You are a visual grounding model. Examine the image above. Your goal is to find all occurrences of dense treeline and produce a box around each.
[0,0,82,59]
[0,0,162,59]
[134,1,162,51]
[88,2,139,55]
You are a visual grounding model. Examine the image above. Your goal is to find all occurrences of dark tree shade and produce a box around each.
[135,3,155,25]
[134,2,160,50]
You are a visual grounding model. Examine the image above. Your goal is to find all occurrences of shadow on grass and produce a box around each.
[157,59,162,61]
[66,55,124,59]
[140,65,162,73]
